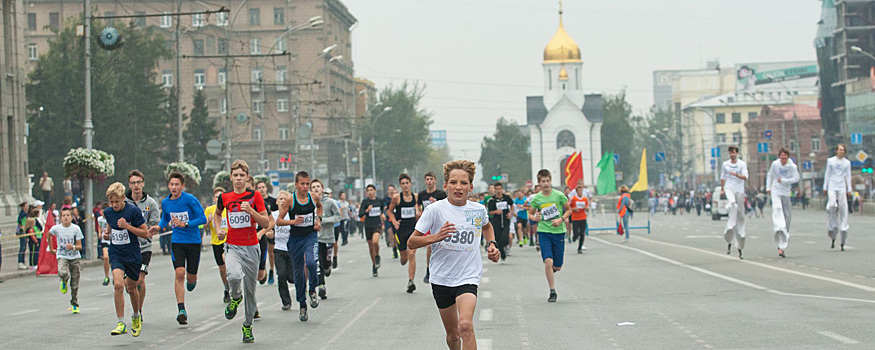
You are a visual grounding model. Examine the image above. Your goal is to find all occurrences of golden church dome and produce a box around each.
[558,66,569,80]
[543,8,581,63]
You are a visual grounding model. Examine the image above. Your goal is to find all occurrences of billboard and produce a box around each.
[429,130,447,147]
[735,62,819,92]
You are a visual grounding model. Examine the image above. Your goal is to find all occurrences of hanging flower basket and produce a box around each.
[63,148,115,182]
[165,162,201,186]
[213,170,231,190]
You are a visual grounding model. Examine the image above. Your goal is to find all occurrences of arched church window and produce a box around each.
[556,130,575,149]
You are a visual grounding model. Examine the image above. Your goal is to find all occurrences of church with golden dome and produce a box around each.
[527,4,603,188]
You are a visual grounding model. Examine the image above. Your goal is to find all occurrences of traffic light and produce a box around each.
[863,167,874,174]
[344,177,355,189]
[491,175,502,181]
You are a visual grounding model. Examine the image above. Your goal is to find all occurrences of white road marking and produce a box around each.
[481,291,492,299]
[818,331,860,344]
[802,241,816,244]
[481,277,490,283]
[8,309,39,316]
[684,235,723,239]
[477,338,493,350]
[482,268,488,273]
[327,297,381,345]
[168,301,281,350]
[193,320,219,332]
[479,309,493,321]
[591,237,875,304]
[633,236,875,292]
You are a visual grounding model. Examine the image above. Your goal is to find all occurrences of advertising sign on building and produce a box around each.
[735,62,819,92]
[429,130,447,147]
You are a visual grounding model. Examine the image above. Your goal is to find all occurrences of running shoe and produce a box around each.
[60,280,68,294]
[242,325,254,343]
[332,257,338,269]
[841,244,845,252]
[131,315,142,337]
[103,277,110,286]
[223,290,231,304]
[18,262,27,270]
[318,285,327,299]
[268,270,275,285]
[176,309,188,325]
[111,322,127,335]
[299,307,308,322]
[423,270,430,284]
[372,265,378,277]
[259,275,267,285]
[407,280,416,293]
[778,249,785,258]
[186,282,196,292]
[254,310,260,319]
[310,291,320,308]
[325,264,332,277]
[738,249,743,260]
[393,248,398,259]
[536,246,540,252]
[375,255,381,269]
[548,291,557,303]
[282,304,292,311]
[726,243,732,254]
[580,245,586,251]
[577,249,583,254]
[831,239,835,249]
[69,305,80,314]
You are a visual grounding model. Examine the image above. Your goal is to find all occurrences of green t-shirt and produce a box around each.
[530,189,568,234]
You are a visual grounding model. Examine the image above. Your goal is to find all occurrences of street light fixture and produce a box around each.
[370,106,392,190]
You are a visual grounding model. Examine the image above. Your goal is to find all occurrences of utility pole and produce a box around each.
[259,68,266,174]
[176,0,183,162]
[359,135,365,200]
[223,20,231,171]
[83,0,95,260]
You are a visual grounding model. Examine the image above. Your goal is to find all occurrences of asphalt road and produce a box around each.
[1,207,873,349]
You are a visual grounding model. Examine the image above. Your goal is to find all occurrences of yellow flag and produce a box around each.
[630,148,648,192]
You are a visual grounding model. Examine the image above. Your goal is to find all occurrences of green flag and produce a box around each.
[596,151,617,195]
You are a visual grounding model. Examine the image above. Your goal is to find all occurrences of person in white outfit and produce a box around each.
[823,144,851,251]
[721,146,748,260]
[766,148,799,258]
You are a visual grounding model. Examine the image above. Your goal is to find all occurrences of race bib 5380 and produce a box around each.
[438,224,481,252]
[228,212,251,229]
[369,207,381,217]
[401,207,416,219]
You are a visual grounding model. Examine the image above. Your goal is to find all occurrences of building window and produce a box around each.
[218,69,226,86]
[279,124,289,140]
[274,8,285,25]
[27,44,38,60]
[27,13,36,31]
[556,130,575,149]
[717,133,726,144]
[49,12,60,31]
[194,69,205,89]
[134,12,146,27]
[161,12,172,28]
[277,99,288,112]
[249,8,261,26]
[162,70,173,87]
[278,160,290,171]
[253,126,262,141]
[251,69,262,91]
[218,38,228,55]
[748,112,757,120]
[715,113,726,124]
[220,98,227,115]
[250,38,261,54]
[732,132,741,144]
[217,12,228,26]
[193,39,204,56]
[731,113,741,123]
[275,37,286,53]
[276,66,287,90]
[252,100,263,113]
[790,140,797,152]
[811,137,821,152]
[192,13,205,27]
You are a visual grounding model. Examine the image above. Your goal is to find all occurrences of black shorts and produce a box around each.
[170,243,201,275]
[517,220,528,229]
[259,235,268,271]
[212,244,225,266]
[334,225,341,242]
[395,227,414,252]
[366,226,382,239]
[267,237,276,245]
[432,284,478,309]
[140,251,152,275]
[110,256,141,282]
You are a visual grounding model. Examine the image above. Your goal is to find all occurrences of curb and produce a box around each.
[0,259,104,282]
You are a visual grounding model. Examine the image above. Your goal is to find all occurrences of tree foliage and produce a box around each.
[600,90,639,185]
[479,117,531,188]
[643,107,682,187]
[27,20,173,198]
[183,89,218,197]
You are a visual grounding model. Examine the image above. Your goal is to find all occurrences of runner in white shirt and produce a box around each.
[270,191,294,309]
[721,146,748,259]
[823,144,852,251]
[766,148,799,257]
[409,160,500,350]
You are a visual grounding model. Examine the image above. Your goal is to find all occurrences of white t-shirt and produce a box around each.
[721,159,748,194]
[766,159,799,197]
[49,224,84,260]
[272,211,291,251]
[414,199,488,287]
[824,156,852,192]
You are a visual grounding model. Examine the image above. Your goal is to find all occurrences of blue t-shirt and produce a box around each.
[159,192,207,244]
[103,203,146,261]
[514,197,528,220]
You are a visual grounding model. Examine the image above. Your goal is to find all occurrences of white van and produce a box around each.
[711,186,729,220]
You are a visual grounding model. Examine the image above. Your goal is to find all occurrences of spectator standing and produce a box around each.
[63,177,72,197]
[39,172,54,205]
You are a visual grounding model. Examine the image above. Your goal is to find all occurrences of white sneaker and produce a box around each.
[18,263,27,270]
[580,245,587,251]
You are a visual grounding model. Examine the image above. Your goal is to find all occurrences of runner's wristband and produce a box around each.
[486,240,498,250]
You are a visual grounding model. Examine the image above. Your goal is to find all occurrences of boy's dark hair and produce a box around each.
[366,184,376,190]
[727,146,739,153]
[167,172,185,185]
[778,148,790,157]
[424,171,436,179]
[399,173,411,183]
[537,169,551,181]
[60,207,73,214]
[493,182,503,188]
[128,169,145,180]
[295,171,310,183]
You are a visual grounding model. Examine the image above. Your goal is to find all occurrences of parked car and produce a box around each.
[711,186,729,220]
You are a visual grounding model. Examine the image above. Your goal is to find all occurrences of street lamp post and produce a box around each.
[83,0,95,259]
[693,107,720,183]
[369,106,392,188]
[650,134,670,185]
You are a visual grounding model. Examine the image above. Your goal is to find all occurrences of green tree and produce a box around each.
[361,82,433,191]
[27,20,173,198]
[600,90,638,185]
[183,89,218,173]
[643,107,680,187]
[479,117,531,188]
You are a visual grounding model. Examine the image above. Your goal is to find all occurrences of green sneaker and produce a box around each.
[242,325,254,343]
[131,315,142,337]
[69,305,80,314]
[110,322,127,335]
[60,281,68,294]
[225,297,242,320]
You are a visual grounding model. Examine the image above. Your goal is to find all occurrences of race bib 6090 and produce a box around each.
[228,212,251,229]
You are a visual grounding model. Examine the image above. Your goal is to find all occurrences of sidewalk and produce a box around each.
[0,259,104,282]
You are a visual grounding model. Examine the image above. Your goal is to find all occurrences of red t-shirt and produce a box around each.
[216,189,265,246]
[569,194,588,221]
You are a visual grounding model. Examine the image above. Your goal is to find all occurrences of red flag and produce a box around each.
[36,212,58,275]
[564,152,584,188]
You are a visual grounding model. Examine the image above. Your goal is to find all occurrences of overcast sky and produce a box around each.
[344,0,822,179]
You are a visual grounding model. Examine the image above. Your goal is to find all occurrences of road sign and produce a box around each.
[206,139,222,156]
[654,152,666,162]
[615,171,623,181]
[204,159,223,171]
[711,147,721,158]
[613,154,620,165]
[757,142,769,154]
[856,150,869,163]
[710,159,716,165]
[802,161,812,170]
[764,130,772,139]
[851,133,863,145]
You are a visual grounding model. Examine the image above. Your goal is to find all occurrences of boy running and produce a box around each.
[125,170,161,320]
[276,171,323,321]
[387,173,421,292]
[216,160,270,342]
[721,146,748,259]
[824,144,852,251]
[409,160,500,350]
[416,171,447,284]
[528,169,572,302]
[486,182,514,262]
[204,187,231,303]
[359,185,385,277]
[312,179,340,299]
[155,173,207,324]
[766,148,799,257]
[49,207,84,314]
[103,182,151,337]
[568,180,589,253]
[271,191,293,309]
